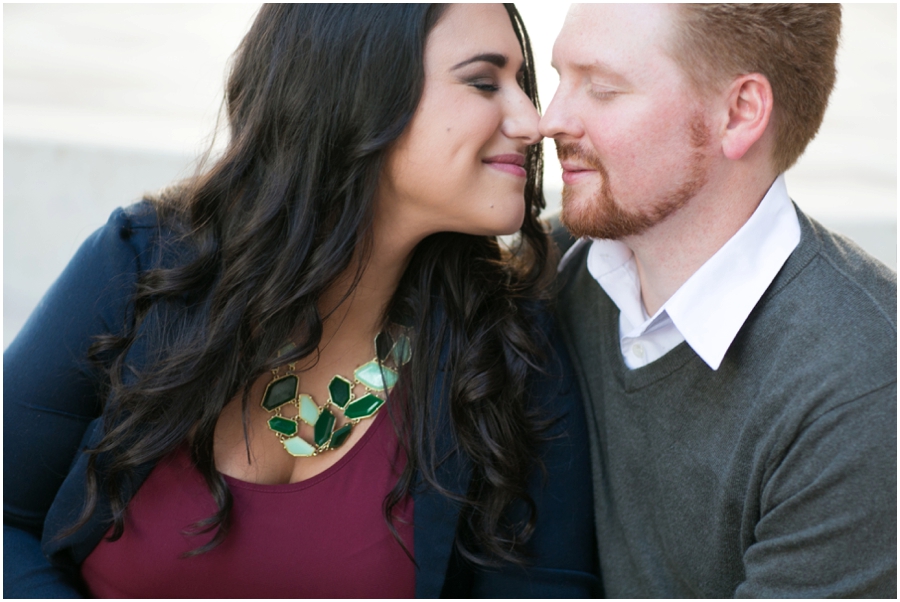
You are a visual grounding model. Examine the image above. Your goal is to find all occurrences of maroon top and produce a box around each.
[81,409,415,598]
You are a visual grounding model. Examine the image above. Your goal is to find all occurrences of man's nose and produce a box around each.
[539,87,583,141]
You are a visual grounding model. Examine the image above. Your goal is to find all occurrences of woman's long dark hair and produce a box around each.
[75,3,551,566]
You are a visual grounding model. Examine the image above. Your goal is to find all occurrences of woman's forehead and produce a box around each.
[425,4,522,68]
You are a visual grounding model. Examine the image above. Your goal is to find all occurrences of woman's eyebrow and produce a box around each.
[451,53,508,70]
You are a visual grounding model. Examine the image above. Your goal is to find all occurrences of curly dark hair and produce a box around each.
[71,3,552,567]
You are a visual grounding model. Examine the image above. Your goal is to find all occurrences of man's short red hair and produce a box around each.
[668,3,841,174]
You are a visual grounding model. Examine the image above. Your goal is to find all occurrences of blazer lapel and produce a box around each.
[41,317,158,568]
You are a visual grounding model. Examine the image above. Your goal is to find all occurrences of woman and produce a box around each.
[4,4,596,597]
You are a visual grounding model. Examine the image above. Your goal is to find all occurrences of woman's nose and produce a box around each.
[502,89,542,146]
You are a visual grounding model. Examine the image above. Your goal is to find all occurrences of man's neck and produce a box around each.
[624,170,777,316]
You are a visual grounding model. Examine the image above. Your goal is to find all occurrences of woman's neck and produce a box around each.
[317,212,421,349]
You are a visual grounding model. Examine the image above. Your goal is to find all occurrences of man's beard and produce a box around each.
[557,116,711,240]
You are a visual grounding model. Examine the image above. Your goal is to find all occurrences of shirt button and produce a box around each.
[632,343,645,358]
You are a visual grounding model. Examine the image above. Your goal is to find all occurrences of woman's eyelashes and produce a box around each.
[467,77,499,92]
[467,72,527,94]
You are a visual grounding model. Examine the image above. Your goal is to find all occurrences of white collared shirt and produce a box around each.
[559,174,801,370]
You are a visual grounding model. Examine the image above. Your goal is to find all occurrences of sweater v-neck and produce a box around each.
[565,202,823,394]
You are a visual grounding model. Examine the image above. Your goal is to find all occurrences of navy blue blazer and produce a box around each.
[4,203,598,598]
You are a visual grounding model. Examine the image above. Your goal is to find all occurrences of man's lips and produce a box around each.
[483,153,527,177]
[560,160,596,185]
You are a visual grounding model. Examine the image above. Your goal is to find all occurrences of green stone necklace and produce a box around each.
[260,329,411,458]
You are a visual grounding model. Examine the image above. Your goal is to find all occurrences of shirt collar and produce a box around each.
[665,174,799,369]
[560,174,801,370]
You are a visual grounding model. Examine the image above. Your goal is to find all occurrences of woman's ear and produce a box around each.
[720,73,773,161]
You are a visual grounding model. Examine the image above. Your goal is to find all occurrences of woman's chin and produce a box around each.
[496,210,527,237]
[434,201,526,238]
[481,202,526,237]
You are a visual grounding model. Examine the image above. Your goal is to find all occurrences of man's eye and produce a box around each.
[589,88,618,100]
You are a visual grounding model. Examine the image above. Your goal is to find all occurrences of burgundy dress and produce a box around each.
[81,409,415,598]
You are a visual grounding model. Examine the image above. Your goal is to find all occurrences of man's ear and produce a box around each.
[721,73,773,161]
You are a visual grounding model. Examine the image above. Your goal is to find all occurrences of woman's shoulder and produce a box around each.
[116,197,161,230]
[103,198,163,248]
[517,300,582,424]
[85,197,184,273]
[33,198,177,331]
[531,299,561,337]
[525,300,572,374]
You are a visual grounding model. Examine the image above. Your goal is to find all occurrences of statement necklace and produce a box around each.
[261,329,411,457]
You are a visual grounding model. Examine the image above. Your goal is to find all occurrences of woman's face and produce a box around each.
[379,3,541,239]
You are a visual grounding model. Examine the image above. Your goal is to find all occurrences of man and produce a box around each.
[541,4,896,597]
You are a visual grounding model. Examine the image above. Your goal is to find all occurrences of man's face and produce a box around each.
[540,4,714,240]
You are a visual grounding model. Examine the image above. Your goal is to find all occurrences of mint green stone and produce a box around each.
[314,408,336,447]
[391,334,412,365]
[354,361,398,391]
[298,394,319,426]
[328,376,353,408]
[344,393,385,420]
[329,424,353,449]
[267,416,297,436]
[261,375,298,411]
[283,436,316,457]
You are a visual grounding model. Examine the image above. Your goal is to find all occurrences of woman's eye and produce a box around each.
[470,80,499,93]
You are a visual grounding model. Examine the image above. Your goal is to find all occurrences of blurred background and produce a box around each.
[4,3,896,348]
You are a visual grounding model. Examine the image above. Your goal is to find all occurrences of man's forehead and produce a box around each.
[553,3,676,67]
[563,3,676,29]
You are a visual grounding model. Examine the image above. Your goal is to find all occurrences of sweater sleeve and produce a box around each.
[469,312,600,598]
[736,383,897,598]
[3,204,155,598]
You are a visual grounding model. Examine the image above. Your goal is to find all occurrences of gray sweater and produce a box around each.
[555,208,897,597]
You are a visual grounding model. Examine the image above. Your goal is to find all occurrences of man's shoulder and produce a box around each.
[771,210,896,336]
[545,220,615,377]
[548,213,579,258]
[738,211,896,410]
[804,212,896,323]
[547,216,592,289]
[548,229,604,318]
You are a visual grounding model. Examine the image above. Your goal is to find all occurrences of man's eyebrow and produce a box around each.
[575,60,617,74]
[451,53,508,70]
[555,59,630,84]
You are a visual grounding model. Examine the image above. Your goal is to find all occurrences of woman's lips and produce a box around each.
[483,154,527,177]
